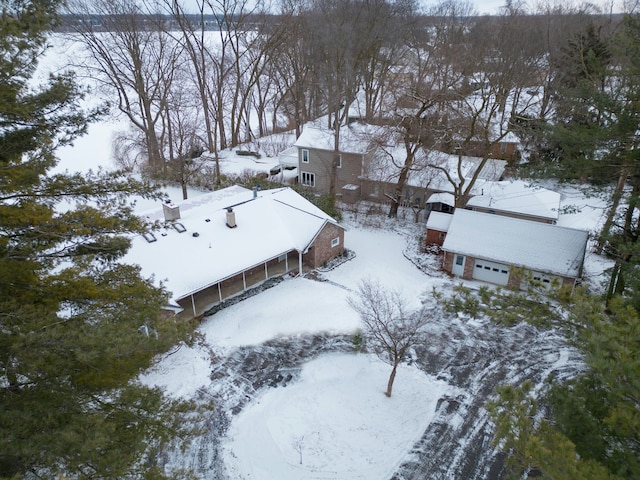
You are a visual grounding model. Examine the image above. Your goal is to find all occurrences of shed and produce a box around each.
[425,212,453,247]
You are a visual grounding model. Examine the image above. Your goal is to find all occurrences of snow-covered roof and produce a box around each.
[426,192,455,206]
[275,146,299,167]
[294,122,506,195]
[442,209,588,278]
[426,212,453,232]
[123,186,341,304]
[466,180,561,222]
[293,123,383,155]
[367,147,506,194]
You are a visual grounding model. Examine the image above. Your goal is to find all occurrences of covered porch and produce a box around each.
[175,250,303,319]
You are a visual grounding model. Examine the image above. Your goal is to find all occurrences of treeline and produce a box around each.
[56,13,284,32]
[58,0,625,201]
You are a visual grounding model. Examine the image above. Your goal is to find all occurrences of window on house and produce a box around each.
[301,171,315,187]
[455,255,464,266]
[302,149,309,163]
[331,237,340,247]
[336,154,342,168]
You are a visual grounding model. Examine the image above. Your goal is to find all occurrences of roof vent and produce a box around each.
[172,222,186,233]
[226,207,237,228]
[163,201,181,222]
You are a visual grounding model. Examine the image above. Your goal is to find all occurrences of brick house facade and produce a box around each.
[303,222,345,268]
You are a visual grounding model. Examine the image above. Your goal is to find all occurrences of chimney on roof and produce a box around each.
[162,201,181,222]
[226,207,237,228]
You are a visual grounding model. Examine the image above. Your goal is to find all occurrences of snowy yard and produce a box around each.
[48,52,611,476]
[140,201,604,479]
[53,113,611,478]
[140,217,463,479]
[28,27,621,479]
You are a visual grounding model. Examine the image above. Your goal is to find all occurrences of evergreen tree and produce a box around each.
[0,1,196,477]
[489,296,640,479]
[536,20,614,180]
[522,14,640,296]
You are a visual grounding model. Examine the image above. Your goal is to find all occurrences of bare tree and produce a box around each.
[384,0,552,210]
[348,278,432,397]
[161,0,221,185]
[271,1,316,138]
[161,72,205,199]
[67,0,182,175]
[384,0,472,216]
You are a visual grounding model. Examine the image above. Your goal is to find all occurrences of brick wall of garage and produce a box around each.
[443,251,474,279]
[463,255,475,278]
[443,251,454,273]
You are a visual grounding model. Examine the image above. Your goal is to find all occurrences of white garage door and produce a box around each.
[521,270,560,290]
[473,259,510,286]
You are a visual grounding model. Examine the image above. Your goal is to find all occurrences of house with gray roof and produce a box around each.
[466,180,561,224]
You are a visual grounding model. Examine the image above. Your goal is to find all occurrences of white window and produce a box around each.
[336,154,342,168]
[302,149,309,163]
[331,237,340,247]
[301,171,315,187]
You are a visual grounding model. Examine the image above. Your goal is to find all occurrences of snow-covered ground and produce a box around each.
[51,108,612,480]
[42,37,615,480]
[139,218,460,478]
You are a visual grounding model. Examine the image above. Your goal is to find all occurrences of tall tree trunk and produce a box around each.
[388,143,416,218]
[596,166,629,254]
[606,176,639,301]
[385,360,399,397]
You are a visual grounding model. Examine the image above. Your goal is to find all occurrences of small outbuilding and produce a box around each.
[425,211,454,247]
[441,209,588,290]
